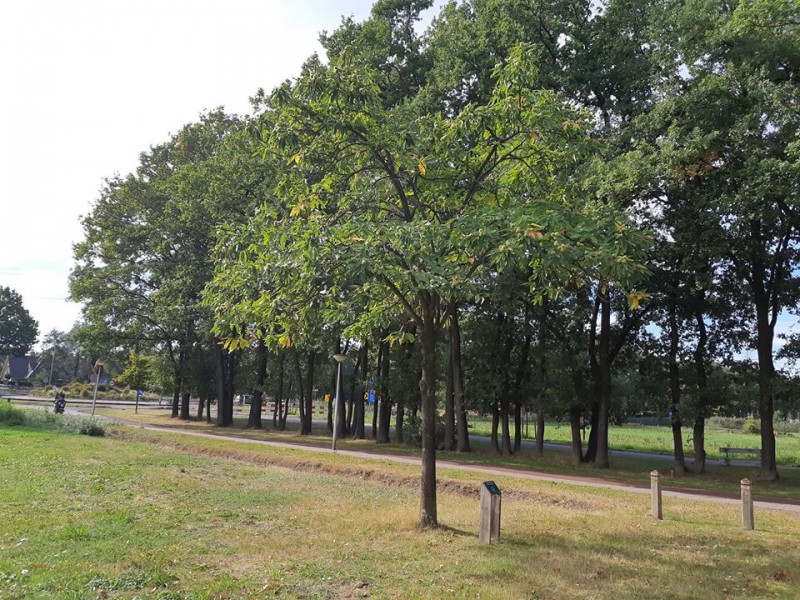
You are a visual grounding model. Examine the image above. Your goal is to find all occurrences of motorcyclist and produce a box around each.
[54,391,66,414]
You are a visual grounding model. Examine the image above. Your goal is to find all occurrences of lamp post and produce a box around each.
[90,360,104,417]
[331,353,347,451]
[48,345,56,387]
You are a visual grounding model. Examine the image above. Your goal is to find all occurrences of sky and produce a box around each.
[0,0,445,346]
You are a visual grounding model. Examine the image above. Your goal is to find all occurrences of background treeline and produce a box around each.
[66,0,800,526]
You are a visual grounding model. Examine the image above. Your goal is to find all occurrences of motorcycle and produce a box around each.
[54,394,66,414]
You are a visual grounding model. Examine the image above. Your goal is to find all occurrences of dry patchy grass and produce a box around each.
[2,422,800,599]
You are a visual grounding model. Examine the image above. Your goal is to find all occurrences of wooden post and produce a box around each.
[650,470,662,520]
[741,478,754,531]
[479,481,501,544]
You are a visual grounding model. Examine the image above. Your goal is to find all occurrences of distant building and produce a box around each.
[1,354,43,384]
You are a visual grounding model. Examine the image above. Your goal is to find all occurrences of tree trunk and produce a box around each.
[751,219,778,480]
[488,404,499,453]
[668,301,686,475]
[585,296,601,463]
[395,329,415,444]
[756,299,778,479]
[346,366,355,435]
[448,302,470,452]
[215,345,235,427]
[535,414,545,456]
[180,391,191,421]
[197,396,205,420]
[280,380,292,430]
[500,316,514,456]
[396,398,405,444]
[595,283,612,468]
[533,305,546,456]
[377,336,391,444]
[329,338,341,433]
[444,334,456,451]
[273,350,285,430]
[302,350,315,435]
[179,346,191,420]
[511,328,531,452]
[693,310,709,473]
[371,337,381,440]
[514,401,523,453]
[171,348,184,418]
[418,291,439,528]
[569,406,584,464]
[248,342,267,429]
[352,344,367,440]
[335,363,348,442]
[292,349,307,434]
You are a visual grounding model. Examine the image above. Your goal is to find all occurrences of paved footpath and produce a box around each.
[134,423,800,516]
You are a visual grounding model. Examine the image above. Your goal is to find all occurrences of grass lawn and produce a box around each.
[2,420,800,599]
[94,407,800,504]
[466,417,800,466]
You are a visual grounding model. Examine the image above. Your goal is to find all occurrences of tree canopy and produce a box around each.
[70,0,800,527]
[0,286,38,357]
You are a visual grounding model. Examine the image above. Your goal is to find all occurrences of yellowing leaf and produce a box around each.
[627,290,648,310]
[418,160,427,176]
[289,203,305,217]
[278,333,292,348]
[290,152,302,165]
[527,227,544,239]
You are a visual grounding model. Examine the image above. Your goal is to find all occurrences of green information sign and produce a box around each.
[483,481,501,495]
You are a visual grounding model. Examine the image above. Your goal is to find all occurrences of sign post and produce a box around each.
[479,481,501,544]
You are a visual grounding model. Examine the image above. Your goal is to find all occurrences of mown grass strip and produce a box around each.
[2,421,800,599]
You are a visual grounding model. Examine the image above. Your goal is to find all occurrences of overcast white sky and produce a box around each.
[0,0,443,344]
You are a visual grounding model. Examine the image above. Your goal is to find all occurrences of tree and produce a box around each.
[71,110,254,422]
[622,0,800,480]
[230,2,647,525]
[116,350,155,394]
[0,286,38,356]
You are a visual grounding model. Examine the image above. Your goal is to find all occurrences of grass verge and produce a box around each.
[96,407,800,503]
[2,421,800,599]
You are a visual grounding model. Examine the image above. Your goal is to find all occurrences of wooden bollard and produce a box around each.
[650,470,663,520]
[741,478,754,530]
[479,481,501,544]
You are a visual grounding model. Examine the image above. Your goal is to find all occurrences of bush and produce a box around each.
[0,405,105,437]
[0,403,25,426]
[743,416,761,435]
[403,412,445,447]
[79,421,106,437]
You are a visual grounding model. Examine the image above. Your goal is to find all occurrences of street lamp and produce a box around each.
[90,360,104,417]
[331,353,347,451]
[48,345,56,387]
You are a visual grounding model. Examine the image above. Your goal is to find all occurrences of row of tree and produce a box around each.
[70,0,800,527]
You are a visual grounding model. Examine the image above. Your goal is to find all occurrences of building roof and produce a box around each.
[2,355,42,380]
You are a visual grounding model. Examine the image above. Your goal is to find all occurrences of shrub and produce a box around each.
[403,413,445,447]
[0,405,106,437]
[743,416,761,435]
[79,421,106,437]
[0,403,25,426]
